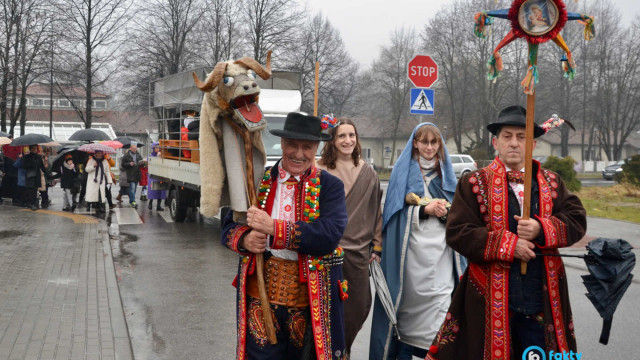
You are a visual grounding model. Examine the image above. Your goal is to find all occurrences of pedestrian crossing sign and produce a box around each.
[410,88,434,115]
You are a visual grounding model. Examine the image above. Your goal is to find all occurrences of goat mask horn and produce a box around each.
[234,50,272,80]
[193,61,229,92]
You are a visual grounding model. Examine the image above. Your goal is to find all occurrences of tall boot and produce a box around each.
[148,199,153,210]
[156,200,164,211]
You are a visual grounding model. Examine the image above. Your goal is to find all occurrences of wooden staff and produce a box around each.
[225,116,277,344]
[313,62,320,116]
[521,43,537,276]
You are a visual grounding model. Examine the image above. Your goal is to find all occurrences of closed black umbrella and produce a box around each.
[542,238,636,345]
[581,238,635,345]
[10,133,55,146]
[68,128,111,141]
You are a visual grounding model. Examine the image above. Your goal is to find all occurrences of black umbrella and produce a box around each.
[10,133,55,146]
[582,238,635,345]
[68,128,111,141]
[114,136,144,148]
[0,130,10,137]
[542,238,636,345]
[51,148,86,173]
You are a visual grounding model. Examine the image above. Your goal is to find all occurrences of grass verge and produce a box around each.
[576,184,640,224]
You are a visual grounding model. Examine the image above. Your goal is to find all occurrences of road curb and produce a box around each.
[98,220,134,360]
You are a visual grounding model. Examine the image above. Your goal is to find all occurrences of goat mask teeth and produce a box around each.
[232,95,266,131]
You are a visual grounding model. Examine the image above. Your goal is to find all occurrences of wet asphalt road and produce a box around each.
[109,186,639,360]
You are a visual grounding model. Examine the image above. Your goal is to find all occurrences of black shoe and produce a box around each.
[31,205,38,211]
[62,207,70,212]
[156,206,164,211]
[148,202,153,210]
[71,205,76,212]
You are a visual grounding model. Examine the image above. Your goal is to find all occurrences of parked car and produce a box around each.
[602,160,625,180]
[450,154,477,178]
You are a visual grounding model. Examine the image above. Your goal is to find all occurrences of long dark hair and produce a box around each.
[319,118,361,169]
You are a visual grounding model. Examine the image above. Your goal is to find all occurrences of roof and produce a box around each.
[17,83,109,98]
[542,129,640,149]
[350,116,421,139]
[22,109,150,135]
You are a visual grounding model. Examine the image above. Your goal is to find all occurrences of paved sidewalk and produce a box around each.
[0,204,132,360]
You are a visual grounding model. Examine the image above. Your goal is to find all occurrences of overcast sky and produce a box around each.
[308,0,639,67]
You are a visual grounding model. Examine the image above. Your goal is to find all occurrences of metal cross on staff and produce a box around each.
[473,0,595,274]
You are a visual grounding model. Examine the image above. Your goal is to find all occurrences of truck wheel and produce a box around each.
[169,189,187,222]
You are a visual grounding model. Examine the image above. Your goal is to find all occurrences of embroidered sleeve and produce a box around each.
[534,215,568,249]
[225,224,251,253]
[270,219,297,250]
[484,230,518,262]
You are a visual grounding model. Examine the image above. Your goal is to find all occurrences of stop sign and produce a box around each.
[408,55,438,88]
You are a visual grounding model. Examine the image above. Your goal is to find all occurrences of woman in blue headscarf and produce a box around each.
[369,123,467,360]
[147,142,166,211]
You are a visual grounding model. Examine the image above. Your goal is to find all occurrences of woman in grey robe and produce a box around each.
[317,117,383,357]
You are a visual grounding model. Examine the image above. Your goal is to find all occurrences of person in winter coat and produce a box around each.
[13,147,28,207]
[17,145,48,211]
[147,142,166,211]
[139,159,148,201]
[116,160,129,205]
[104,153,116,209]
[85,150,112,213]
[55,154,78,211]
[121,144,142,208]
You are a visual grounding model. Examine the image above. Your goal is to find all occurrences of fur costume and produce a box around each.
[194,53,272,217]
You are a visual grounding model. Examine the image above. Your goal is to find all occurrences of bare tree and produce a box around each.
[242,0,306,64]
[369,27,418,166]
[56,0,132,128]
[197,0,242,64]
[286,12,360,116]
[0,0,54,135]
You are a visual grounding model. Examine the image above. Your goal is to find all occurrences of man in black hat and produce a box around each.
[425,106,587,360]
[220,112,348,359]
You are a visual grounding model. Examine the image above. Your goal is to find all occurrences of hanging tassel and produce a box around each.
[487,52,503,81]
[521,44,539,95]
[578,15,596,41]
[560,54,576,80]
[474,12,493,39]
[520,65,539,95]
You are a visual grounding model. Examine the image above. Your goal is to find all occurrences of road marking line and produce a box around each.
[20,209,99,223]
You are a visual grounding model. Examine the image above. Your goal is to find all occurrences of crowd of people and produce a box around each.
[0,140,167,213]
[222,108,587,360]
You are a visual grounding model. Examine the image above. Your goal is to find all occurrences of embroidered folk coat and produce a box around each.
[221,163,348,360]
[426,158,587,360]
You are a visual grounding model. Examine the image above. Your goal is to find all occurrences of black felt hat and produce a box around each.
[487,105,545,138]
[269,112,331,141]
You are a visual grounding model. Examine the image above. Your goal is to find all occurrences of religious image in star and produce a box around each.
[518,0,558,35]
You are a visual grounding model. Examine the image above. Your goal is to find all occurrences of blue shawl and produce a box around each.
[370,122,466,359]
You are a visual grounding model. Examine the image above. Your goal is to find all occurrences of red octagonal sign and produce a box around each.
[408,55,438,88]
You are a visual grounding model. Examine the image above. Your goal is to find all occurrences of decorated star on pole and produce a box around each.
[474,0,595,93]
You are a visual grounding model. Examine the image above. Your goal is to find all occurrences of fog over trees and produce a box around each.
[1,0,637,163]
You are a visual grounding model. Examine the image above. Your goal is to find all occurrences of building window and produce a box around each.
[70,99,83,108]
[93,100,107,109]
[362,148,371,159]
[58,99,70,107]
[31,98,44,106]
[43,99,52,107]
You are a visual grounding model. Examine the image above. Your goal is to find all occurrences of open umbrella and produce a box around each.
[69,128,112,141]
[0,130,10,137]
[0,137,11,146]
[113,136,143,148]
[11,133,55,146]
[369,261,398,326]
[100,140,123,149]
[51,148,86,173]
[77,143,116,154]
[542,237,635,345]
